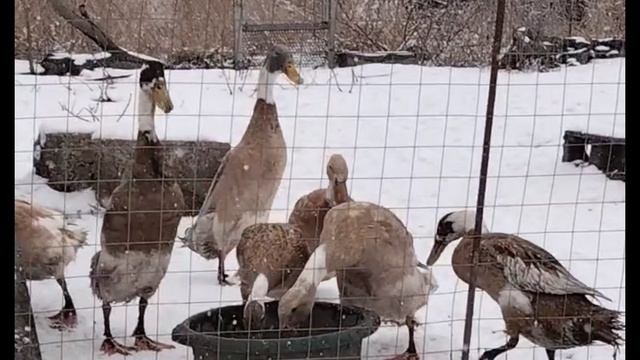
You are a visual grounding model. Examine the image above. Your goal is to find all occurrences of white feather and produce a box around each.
[497,284,533,314]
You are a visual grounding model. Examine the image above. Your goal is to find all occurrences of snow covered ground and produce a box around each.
[15,58,625,360]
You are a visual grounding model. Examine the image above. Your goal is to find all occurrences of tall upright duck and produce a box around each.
[427,210,624,360]
[90,61,185,355]
[180,45,303,285]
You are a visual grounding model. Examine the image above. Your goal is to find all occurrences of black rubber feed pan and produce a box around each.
[172,301,381,360]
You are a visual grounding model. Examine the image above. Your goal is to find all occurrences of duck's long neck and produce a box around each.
[325,180,349,206]
[137,91,156,135]
[293,243,327,293]
[133,91,160,179]
[256,67,277,104]
[463,223,490,238]
[460,211,490,236]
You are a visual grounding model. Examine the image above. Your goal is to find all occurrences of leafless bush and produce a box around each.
[14,0,235,60]
[14,0,624,67]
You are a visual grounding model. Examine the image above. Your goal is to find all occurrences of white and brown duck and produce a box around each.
[278,201,438,360]
[89,61,185,356]
[426,210,624,360]
[179,45,303,285]
[15,199,88,329]
[236,223,308,328]
[235,153,352,327]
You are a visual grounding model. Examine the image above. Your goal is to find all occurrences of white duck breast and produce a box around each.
[90,249,172,303]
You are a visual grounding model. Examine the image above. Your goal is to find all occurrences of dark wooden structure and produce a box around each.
[15,250,43,360]
[34,132,230,212]
[562,130,625,182]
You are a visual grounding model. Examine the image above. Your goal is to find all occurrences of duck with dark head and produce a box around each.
[90,61,185,356]
[427,210,624,360]
[179,45,303,285]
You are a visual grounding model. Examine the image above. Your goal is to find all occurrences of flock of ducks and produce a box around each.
[14,45,624,359]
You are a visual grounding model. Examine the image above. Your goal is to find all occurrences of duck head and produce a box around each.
[243,300,266,330]
[426,210,489,266]
[263,45,303,86]
[326,154,350,205]
[277,286,315,329]
[139,61,173,114]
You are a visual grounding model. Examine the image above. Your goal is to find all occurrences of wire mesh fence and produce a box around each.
[15,0,624,359]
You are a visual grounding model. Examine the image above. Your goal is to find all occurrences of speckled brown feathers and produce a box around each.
[236,223,310,302]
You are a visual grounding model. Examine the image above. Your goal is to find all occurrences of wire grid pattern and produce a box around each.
[14,1,624,360]
[239,0,332,68]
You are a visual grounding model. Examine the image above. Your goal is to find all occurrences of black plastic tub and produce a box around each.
[171,301,381,360]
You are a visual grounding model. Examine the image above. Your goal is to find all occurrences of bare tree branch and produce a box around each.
[47,0,122,52]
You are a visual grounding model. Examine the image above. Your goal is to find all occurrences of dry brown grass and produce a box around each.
[15,0,624,66]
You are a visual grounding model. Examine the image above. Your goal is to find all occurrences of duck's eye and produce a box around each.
[291,307,298,313]
[155,83,164,90]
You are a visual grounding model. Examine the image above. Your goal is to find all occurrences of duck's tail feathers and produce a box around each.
[60,220,88,250]
[178,226,218,260]
[592,307,625,348]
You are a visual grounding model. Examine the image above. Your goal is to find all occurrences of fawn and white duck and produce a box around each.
[15,199,87,329]
[180,45,303,285]
[278,201,438,360]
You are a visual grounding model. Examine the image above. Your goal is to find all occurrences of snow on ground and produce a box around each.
[15,58,625,360]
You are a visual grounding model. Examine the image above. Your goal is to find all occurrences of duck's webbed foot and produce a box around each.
[100,338,136,356]
[386,316,420,360]
[48,309,77,330]
[134,335,175,352]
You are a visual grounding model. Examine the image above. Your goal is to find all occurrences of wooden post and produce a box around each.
[327,0,337,68]
[15,250,42,360]
[233,0,244,69]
